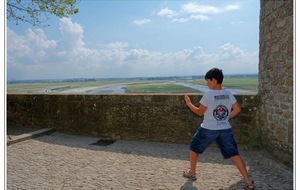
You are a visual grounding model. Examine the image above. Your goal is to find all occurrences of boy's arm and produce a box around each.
[229,102,241,119]
[184,95,207,116]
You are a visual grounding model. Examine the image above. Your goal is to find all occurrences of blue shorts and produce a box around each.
[189,127,239,159]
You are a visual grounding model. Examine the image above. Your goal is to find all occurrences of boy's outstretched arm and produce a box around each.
[184,95,207,116]
[229,102,241,119]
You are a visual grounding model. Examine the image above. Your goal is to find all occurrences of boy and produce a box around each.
[183,68,254,190]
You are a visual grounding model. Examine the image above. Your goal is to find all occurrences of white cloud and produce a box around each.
[190,14,209,21]
[181,3,220,14]
[172,17,190,23]
[7,19,258,80]
[25,28,57,49]
[172,14,209,23]
[224,4,240,11]
[59,17,85,49]
[159,2,240,23]
[218,43,243,59]
[157,7,178,18]
[7,28,31,57]
[7,28,57,65]
[134,19,151,25]
[106,42,129,49]
[181,3,240,14]
[125,49,151,61]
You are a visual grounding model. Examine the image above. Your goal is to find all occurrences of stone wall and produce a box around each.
[259,0,293,166]
[7,94,261,148]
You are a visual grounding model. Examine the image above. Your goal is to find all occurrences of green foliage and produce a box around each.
[7,0,79,27]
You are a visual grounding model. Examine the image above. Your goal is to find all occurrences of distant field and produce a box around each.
[6,80,127,94]
[124,83,199,93]
[193,77,258,91]
[7,77,258,94]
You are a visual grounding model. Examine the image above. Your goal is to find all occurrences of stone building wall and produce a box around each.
[259,0,293,166]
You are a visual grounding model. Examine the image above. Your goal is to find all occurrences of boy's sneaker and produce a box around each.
[183,170,197,181]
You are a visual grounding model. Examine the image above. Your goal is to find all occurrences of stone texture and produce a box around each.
[7,94,261,149]
[7,132,293,190]
[259,0,293,167]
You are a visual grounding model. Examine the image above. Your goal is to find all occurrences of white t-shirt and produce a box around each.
[199,89,237,130]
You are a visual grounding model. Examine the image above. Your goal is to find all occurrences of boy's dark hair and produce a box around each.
[205,68,224,84]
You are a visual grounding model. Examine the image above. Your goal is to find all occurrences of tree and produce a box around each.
[7,0,79,27]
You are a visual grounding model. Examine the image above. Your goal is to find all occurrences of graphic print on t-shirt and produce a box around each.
[213,105,229,121]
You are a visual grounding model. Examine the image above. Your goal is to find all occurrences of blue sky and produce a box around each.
[6,0,260,80]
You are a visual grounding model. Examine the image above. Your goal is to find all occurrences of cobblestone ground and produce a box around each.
[7,132,293,190]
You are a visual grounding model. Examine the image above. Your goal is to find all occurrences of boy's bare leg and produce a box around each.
[189,150,198,175]
[231,155,254,187]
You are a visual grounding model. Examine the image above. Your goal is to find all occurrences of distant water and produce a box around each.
[44,81,256,95]
[175,83,209,93]
[86,85,126,94]
[82,82,255,95]
[84,82,208,94]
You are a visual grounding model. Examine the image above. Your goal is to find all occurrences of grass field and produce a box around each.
[124,83,200,93]
[193,77,258,91]
[7,77,258,94]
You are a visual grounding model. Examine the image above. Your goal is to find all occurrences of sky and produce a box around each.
[6,0,260,81]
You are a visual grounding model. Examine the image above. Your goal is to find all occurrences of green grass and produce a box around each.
[193,77,258,91]
[124,83,200,93]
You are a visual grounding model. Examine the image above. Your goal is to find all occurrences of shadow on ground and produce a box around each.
[7,124,293,190]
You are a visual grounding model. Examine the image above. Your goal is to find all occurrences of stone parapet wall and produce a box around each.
[7,94,261,148]
[259,0,293,167]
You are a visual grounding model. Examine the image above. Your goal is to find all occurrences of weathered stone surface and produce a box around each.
[259,0,293,168]
[6,132,293,190]
[7,94,261,148]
